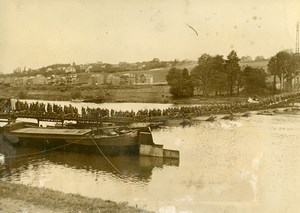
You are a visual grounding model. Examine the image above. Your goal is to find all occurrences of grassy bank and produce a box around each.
[0,84,272,104]
[0,84,171,103]
[0,180,150,213]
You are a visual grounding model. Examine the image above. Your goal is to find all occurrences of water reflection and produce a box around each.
[1,146,179,181]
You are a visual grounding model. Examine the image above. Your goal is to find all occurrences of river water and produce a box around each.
[1,101,300,213]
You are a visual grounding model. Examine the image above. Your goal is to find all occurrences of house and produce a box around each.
[46,75,60,85]
[120,73,136,85]
[65,66,76,73]
[89,74,104,85]
[106,74,120,85]
[3,77,14,86]
[139,74,153,84]
[13,77,28,86]
[57,67,66,71]
[26,75,46,85]
[46,67,53,72]
[66,74,79,84]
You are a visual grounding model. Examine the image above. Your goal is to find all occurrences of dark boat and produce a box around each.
[222,114,235,120]
[83,98,103,103]
[241,112,251,117]
[205,115,217,122]
[2,122,152,155]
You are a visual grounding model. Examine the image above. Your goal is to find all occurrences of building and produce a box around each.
[139,74,153,84]
[66,74,79,84]
[65,66,76,74]
[46,67,53,72]
[13,77,28,86]
[89,74,104,85]
[26,75,47,85]
[120,73,136,85]
[106,74,120,85]
[3,77,14,86]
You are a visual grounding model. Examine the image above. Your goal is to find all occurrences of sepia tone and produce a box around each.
[0,0,300,213]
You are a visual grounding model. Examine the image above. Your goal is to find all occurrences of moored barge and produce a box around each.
[1,122,179,158]
[2,122,144,155]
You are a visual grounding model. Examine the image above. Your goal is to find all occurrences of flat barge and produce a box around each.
[1,122,179,159]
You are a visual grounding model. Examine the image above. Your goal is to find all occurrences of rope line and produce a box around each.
[89,135,122,174]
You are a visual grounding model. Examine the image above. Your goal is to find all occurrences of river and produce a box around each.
[1,101,300,213]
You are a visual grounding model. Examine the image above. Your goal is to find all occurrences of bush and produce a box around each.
[17,90,27,99]
[70,90,82,99]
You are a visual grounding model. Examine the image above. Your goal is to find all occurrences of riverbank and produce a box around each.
[0,84,172,103]
[0,180,149,213]
[0,84,266,104]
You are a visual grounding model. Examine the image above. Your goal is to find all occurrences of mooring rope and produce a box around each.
[89,135,122,174]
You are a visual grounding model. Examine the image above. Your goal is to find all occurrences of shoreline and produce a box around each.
[0,84,276,104]
[0,180,150,213]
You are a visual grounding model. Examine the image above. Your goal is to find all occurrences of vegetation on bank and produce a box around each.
[0,180,150,213]
[0,84,171,103]
[166,50,300,98]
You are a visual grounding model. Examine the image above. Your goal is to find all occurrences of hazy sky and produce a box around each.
[0,0,300,73]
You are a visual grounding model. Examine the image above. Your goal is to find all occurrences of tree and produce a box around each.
[268,51,300,92]
[166,68,194,97]
[240,56,252,62]
[242,66,266,95]
[268,56,279,93]
[207,55,227,95]
[191,54,227,96]
[225,50,241,95]
[190,54,211,95]
[255,56,265,61]
[70,90,82,99]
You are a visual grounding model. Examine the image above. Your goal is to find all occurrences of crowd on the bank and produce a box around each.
[12,91,300,121]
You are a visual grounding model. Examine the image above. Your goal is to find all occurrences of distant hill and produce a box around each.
[239,59,269,71]
[111,60,198,83]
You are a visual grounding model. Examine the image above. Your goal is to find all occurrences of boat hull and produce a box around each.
[10,130,140,155]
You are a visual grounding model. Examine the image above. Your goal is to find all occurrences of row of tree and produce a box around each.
[167,50,300,97]
[268,50,300,92]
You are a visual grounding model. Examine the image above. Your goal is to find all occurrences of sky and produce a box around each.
[0,0,300,73]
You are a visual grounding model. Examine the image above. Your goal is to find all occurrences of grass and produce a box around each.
[0,180,150,213]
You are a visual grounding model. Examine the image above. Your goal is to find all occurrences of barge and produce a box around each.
[1,122,179,159]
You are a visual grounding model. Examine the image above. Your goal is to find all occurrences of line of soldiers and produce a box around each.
[12,91,300,121]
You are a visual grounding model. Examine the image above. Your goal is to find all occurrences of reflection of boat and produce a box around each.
[4,146,179,181]
[3,122,152,155]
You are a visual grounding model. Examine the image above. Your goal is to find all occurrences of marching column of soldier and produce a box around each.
[11,91,300,122]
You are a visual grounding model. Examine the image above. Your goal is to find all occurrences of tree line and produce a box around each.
[167,50,300,98]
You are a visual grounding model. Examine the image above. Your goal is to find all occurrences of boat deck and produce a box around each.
[11,128,92,136]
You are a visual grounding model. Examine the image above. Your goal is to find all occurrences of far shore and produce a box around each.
[0,84,272,104]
